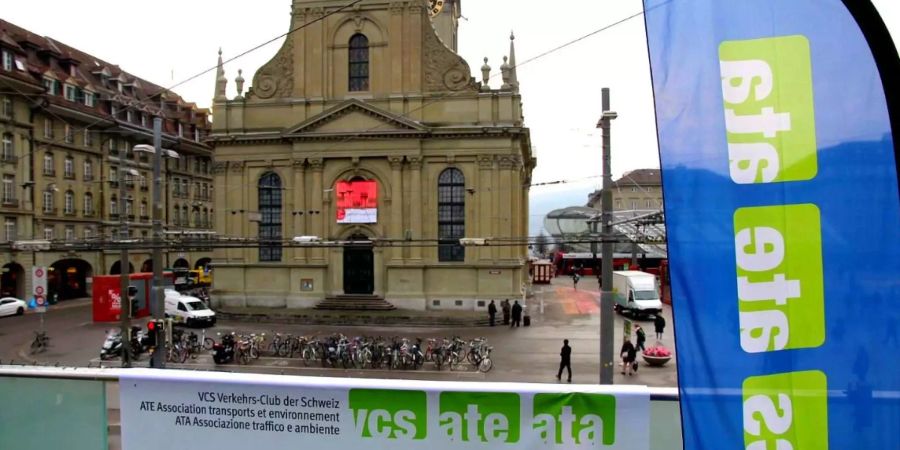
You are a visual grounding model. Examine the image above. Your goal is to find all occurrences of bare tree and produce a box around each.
[534,232,549,257]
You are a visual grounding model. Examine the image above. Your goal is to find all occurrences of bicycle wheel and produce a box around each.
[301,348,313,366]
[478,357,493,373]
[250,346,260,360]
[239,349,250,365]
[203,338,215,350]
[449,353,462,371]
[276,342,290,358]
[179,346,189,363]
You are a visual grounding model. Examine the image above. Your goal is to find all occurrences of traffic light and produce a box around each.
[146,319,164,347]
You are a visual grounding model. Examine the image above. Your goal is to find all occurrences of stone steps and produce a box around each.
[216,310,490,328]
[315,295,396,311]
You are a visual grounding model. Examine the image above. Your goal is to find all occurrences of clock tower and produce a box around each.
[429,0,461,52]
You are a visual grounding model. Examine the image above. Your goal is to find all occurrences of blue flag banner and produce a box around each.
[644,1,900,448]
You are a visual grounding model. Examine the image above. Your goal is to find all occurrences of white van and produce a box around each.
[164,289,216,327]
[613,271,663,317]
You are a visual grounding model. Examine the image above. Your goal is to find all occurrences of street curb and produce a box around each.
[217,311,491,328]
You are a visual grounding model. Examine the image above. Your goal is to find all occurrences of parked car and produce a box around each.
[0,297,27,317]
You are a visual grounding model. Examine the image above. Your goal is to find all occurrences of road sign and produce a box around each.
[32,266,48,309]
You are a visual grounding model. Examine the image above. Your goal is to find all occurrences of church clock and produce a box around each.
[428,0,445,17]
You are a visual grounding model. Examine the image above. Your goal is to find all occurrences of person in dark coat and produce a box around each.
[635,325,647,351]
[556,339,572,382]
[654,314,666,340]
[501,299,511,325]
[511,301,523,328]
[488,300,497,327]
[620,338,637,376]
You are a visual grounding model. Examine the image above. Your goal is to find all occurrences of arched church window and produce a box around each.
[259,172,282,262]
[349,34,370,92]
[438,168,465,262]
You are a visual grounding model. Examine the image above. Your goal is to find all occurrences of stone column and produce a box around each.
[477,155,494,262]
[228,162,245,262]
[389,156,404,261]
[309,159,324,262]
[292,159,306,262]
[408,156,423,261]
[212,162,228,261]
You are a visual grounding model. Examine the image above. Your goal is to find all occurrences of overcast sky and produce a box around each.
[3,0,898,224]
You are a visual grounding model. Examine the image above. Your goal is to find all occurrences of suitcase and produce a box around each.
[523,315,531,327]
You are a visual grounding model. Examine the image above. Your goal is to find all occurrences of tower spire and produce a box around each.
[214,48,228,101]
[508,31,519,91]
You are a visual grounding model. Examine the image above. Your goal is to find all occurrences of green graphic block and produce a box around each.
[533,393,617,446]
[720,35,817,183]
[438,391,520,443]
[734,204,825,352]
[743,371,829,449]
[349,389,427,440]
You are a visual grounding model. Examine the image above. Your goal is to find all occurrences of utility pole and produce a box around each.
[118,144,131,368]
[151,118,166,368]
[598,88,617,384]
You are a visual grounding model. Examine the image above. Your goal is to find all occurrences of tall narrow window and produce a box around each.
[438,168,465,262]
[1,133,12,161]
[83,192,93,216]
[258,172,282,262]
[348,34,370,92]
[64,190,74,215]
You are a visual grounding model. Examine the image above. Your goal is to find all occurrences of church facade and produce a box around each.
[208,0,535,310]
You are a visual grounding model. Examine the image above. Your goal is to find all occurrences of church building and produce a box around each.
[209,0,535,310]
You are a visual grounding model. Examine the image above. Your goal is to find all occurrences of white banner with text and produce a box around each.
[120,370,649,450]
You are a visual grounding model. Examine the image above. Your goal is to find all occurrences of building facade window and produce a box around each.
[64,84,77,101]
[348,34,370,92]
[84,227,92,240]
[64,156,74,179]
[44,118,53,138]
[258,172,282,262]
[109,166,118,183]
[64,125,73,144]
[437,168,465,262]
[43,191,54,213]
[140,200,147,218]
[83,159,93,181]
[83,192,93,216]
[4,217,16,242]
[1,96,11,118]
[1,133,12,160]
[125,199,133,217]
[181,206,188,227]
[65,225,74,241]
[83,129,93,147]
[43,153,54,175]
[181,179,188,197]
[1,50,12,71]
[64,190,74,214]
[44,226,54,240]
[110,196,118,216]
[84,92,94,107]
[2,175,14,204]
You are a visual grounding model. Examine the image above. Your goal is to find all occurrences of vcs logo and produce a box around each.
[349,389,427,440]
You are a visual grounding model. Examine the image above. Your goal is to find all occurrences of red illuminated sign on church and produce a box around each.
[335,179,377,224]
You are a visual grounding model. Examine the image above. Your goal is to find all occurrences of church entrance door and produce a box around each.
[343,235,374,295]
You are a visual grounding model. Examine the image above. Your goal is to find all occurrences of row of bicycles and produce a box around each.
[169,331,495,372]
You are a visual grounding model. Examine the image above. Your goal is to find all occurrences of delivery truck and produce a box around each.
[613,270,663,317]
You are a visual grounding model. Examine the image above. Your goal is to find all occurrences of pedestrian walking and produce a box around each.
[654,313,666,340]
[573,272,580,290]
[620,338,637,376]
[488,300,497,327]
[511,300,523,328]
[501,299,511,325]
[556,339,572,382]
[635,325,647,351]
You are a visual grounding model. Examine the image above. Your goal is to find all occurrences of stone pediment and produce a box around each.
[284,99,427,136]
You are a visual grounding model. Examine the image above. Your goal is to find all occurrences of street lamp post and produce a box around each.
[597,88,618,384]
[135,120,177,369]
[118,145,131,368]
